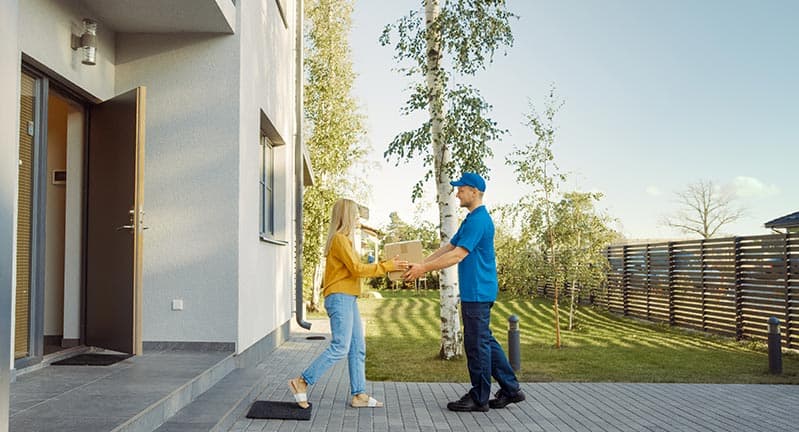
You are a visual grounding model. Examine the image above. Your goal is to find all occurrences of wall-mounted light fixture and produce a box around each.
[71,18,98,65]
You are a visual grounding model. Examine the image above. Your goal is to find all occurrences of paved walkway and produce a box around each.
[227,321,799,432]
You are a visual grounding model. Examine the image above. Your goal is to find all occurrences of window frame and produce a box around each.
[259,134,276,239]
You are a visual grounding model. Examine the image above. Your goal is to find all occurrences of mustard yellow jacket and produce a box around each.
[323,233,396,297]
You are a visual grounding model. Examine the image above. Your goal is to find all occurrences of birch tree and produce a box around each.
[381,0,515,359]
[303,0,367,310]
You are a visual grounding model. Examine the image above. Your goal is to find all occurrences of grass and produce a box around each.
[352,289,799,384]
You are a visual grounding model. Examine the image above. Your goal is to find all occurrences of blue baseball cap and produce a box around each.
[450,172,486,192]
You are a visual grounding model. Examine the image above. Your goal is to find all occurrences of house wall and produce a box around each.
[6,0,298,359]
[19,0,116,101]
[115,30,241,344]
[1,2,21,430]
[236,0,297,353]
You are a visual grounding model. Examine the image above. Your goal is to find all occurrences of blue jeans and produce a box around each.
[301,293,366,396]
[462,301,521,405]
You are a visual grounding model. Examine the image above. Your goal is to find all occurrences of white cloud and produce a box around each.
[645,186,662,197]
[730,176,780,198]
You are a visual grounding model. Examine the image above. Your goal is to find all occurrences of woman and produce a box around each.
[289,198,406,409]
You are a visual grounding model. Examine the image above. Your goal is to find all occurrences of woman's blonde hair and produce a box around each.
[324,198,360,256]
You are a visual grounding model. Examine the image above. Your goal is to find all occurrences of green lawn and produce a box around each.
[355,290,799,384]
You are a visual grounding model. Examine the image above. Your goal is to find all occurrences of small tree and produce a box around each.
[663,179,744,239]
[549,192,617,330]
[494,210,547,297]
[505,85,566,348]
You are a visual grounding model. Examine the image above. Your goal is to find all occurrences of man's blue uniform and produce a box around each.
[450,205,498,302]
[450,205,521,407]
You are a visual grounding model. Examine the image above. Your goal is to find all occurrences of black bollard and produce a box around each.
[508,315,520,372]
[768,317,782,375]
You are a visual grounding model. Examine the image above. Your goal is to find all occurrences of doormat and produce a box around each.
[51,353,131,366]
[246,401,312,420]
[306,336,326,340]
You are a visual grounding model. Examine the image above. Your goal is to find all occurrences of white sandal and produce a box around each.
[288,377,310,409]
[351,394,383,408]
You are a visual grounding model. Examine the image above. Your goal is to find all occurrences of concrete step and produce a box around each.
[110,353,237,432]
[153,367,268,432]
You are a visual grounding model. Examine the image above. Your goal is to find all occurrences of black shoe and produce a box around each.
[447,393,489,412]
[489,389,526,409]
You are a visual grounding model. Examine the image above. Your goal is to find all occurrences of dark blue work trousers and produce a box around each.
[461,301,521,405]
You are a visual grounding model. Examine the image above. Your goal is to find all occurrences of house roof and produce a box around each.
[360,223,383,237]
[764,211,799,229]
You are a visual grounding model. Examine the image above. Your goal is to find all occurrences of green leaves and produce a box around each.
[384,83,502,199]
[437,0,516,75]
[381,0,515,200]
[382,1,516,76]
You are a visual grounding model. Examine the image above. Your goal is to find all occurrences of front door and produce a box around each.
[85,87,146,355]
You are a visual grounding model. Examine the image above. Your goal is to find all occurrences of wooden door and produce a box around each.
[85,87,146,354]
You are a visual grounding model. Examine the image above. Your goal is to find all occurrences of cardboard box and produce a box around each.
[384,240,424,281]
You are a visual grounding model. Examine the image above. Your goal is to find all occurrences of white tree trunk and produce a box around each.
[426,0,462,359]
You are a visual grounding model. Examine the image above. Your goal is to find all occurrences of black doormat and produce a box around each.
[51,353,131,366]
[246,401,312,420]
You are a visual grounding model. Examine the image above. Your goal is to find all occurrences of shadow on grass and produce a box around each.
[360,290,799,384]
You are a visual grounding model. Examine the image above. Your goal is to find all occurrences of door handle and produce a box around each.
[116,225,135,231]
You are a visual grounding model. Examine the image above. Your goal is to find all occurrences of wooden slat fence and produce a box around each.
[593,233,798,348]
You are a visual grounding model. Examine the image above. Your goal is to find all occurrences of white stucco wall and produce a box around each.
[236,0,297,353]
[115,31,241,343]
[1,1,21,429]
[19,0,116,101]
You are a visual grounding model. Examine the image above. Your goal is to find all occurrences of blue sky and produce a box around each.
[348,0,798,239]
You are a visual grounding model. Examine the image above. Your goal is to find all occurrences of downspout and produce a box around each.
[294,0,311,330]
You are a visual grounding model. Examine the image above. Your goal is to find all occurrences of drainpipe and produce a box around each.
[294,0,311,330]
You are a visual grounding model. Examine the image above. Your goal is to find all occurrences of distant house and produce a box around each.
[764,211,799,234]
[359,223,383,262]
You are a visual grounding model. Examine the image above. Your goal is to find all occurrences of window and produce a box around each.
[259,135,275,237]
[259,110,287,244]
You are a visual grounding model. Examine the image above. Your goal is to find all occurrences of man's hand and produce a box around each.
[403,263,426,281]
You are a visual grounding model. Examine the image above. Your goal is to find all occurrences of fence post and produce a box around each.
[734,237,743,341]
[508,315,521,372]
[784,234,792,349]
[768,317,782,374]
[700,239,707,331]
[668,242,675,326]
[623,245,629,316]
[605,247,611,310]
[645,244,651,320]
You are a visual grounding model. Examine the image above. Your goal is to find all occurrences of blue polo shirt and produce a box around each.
[449,205,498,302]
